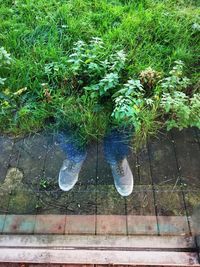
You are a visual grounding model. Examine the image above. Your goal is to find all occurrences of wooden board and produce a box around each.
[171,128,200,189]
[0,235,199,266]
[0,136,14,182]
[0,235,196,249]
[148,132,179,186]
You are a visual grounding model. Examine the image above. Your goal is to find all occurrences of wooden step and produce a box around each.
[0,235,199,266]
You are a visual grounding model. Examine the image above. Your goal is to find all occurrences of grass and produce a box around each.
[0,0,199,145]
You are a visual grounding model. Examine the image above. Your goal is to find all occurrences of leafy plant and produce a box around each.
[39,178,50,189]
[160,61,190,92]
[0,47,12,85]
[160,91,200,130]
[112,79,145,129]
[84,72,119,98]
[68,38,126,98]
[44,61,66,81]
[113,79,144,98]
[190,93,200,128]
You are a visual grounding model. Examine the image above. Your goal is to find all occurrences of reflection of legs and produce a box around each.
[104,128,134,197]
[56,131,87,191]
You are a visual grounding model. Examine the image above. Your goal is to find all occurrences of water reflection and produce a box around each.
[103,129,134,196]
[56,129,134,196]
[56,131,87,192]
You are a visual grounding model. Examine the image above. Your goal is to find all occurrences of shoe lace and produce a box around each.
[67,161,77,172]
[116,161,124,176]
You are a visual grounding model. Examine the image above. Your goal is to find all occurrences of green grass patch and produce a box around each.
[0,0,199,146]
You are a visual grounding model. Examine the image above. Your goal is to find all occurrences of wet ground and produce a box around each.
[0,127,199,236]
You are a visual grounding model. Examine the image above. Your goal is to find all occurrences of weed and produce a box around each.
[139,67,162,92]
[160,91,200,130]
[39,178,50,189]
[160,61,190,92]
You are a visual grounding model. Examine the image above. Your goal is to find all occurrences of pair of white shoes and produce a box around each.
[59,156,133,197]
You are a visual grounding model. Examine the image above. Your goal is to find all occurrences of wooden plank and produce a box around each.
[155,187,186,216]
[148,132,179,186]
[0,234,196,249]
[65,215,95,235]
[196,128,200,148]
[3,215,36,234]
[126,185,155,215]
[0,215,5,233]
[12,133,52,189]
[127,215,157,235]
[185,189,200,235]
[8,187,38,214]
[155,186,189,235]
[0,191,10,214]
[96,215,127,235]
[0,166,23,214]
[36,184,96,215]
[0,214,195,236]
[34,215,66,234]
[148,131,189,235]
[137,144,152,185]
[0,264,94,267]
[0,249,198,266]
[158,215,190,236]
[171,128,200,189]
[96,185,126,215]
[0,136,14,182]
[77,141,97,185]
[126,185,157,235]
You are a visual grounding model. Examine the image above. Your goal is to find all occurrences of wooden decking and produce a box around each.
[0,127,199,265]
[0,235,199,266]
[0,128,199,235]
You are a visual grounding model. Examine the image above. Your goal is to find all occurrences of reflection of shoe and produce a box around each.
[59,158,85,191]
[110,158,133,197]
[56,131,86,191]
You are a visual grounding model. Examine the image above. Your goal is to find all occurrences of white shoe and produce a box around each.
[110,158,133,197]
[58,158,85,191]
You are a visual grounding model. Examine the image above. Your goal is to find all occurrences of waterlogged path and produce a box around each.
[0,128,199,236]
